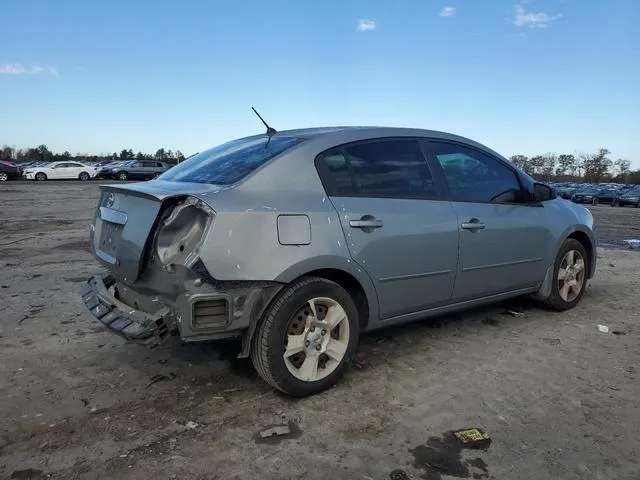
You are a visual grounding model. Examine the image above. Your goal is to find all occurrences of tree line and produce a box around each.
[509,149,636,184]
[0,145,186,165]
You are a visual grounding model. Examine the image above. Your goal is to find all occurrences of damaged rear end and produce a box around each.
[80,183,216,345]
[79,181,280,348]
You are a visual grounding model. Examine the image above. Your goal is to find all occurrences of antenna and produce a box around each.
[251,107,277,137]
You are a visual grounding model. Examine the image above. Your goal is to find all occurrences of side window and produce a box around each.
[346,140,435,198]
[68,163,82,167]
[156,162,163,167]
[430,142,524,203]
[317,149,355,196]
[142,161,155,167]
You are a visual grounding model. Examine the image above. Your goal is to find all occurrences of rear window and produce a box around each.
[158,135,305,185]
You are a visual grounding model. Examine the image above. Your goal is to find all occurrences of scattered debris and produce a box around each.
[612,330,627,336]
[598,325,610,333]
[223,387,242,393]
[507,310,526,318]
[145,372,176,388]
[542,338,561,346]
[185,421,199,430]
[89,407,98,413]
[452,428,492,449]
[255,421,302,444]
[10,469,44,479]
[38,441,49,450]
[259,424,291,438]
[389,469,412,480]
[157,359,168,365]
[609,386,620,391]
[81,398,90,407]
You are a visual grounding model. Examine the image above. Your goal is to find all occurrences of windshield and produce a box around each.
[158,135,306,185]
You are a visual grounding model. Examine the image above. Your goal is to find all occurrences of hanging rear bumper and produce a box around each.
[79,274,174,346]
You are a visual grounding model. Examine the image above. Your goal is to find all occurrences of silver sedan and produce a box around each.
[79,126,596,396]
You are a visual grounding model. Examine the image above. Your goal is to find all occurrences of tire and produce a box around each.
[79,172,90,181]
[611,199,617,207]
[250,277,360,397]
[541,239,589,311]
[35,172,47,181]
[117,171,128,181]
[592,198,599,206]
[0,172,8,182]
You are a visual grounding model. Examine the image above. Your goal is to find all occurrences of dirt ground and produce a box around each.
[1,182,639,480]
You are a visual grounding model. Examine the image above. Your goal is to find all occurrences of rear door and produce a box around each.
[66,162,85,179]
[424,141,552,301]
[317,138,459,320]
[142,161,157,178]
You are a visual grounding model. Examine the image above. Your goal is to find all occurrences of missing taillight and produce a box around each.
[155,197,214,266]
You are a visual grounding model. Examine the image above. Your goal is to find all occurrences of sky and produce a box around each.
[1,0,639,164]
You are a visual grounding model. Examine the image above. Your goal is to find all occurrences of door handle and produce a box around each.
[460,219,486,231]
[349,218,383,229]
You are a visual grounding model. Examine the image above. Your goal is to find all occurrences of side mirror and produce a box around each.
[534,183,554,202]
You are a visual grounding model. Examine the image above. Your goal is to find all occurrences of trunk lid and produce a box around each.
[91,181,228,283]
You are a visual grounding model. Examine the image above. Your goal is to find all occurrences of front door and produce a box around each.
[426,141,552,301]
[317,138,460,320]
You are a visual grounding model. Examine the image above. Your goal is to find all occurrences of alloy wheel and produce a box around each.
[557,249,586,302]
[0,172,8,181]
[283,297,350,382]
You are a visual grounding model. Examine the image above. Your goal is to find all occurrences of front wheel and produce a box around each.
[0,172,8,182]
[117,171,128,181]
[35,172,47,181]
[541,239,588,311]
[251,277,360,397]
[79,172,90,181]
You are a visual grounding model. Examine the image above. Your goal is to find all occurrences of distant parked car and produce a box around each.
[79,126,596,397]
[94,161,125,179]
[571,189,600,204]
[23,161,95,181]
[0,160,22,181]
[555,186,577,200]
[592,189,620,206]
[618,191,640,208]
[108,160,169,180]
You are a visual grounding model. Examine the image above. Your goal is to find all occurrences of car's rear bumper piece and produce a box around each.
[79,274,173,346]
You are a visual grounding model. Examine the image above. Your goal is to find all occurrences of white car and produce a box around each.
[23,161,95,181]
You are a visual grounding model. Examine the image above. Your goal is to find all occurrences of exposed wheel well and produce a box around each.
[567,231,593,276]
[300,268,370,330]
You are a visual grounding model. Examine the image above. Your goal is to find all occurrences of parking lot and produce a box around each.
[1,182,639,480]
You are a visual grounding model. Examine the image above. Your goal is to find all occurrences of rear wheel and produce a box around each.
[117,171,128,181]
[0,172,8,182]
[541,239,588,311]
[78,172,90,181]
[592,197,599,206]
[251,277,360,397]
[35,172,47,181]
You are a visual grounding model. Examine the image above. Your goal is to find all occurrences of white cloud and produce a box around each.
[439,6,456,17]
[356,19,375,32]
[513,4,561,28]
[0,64,58,76]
